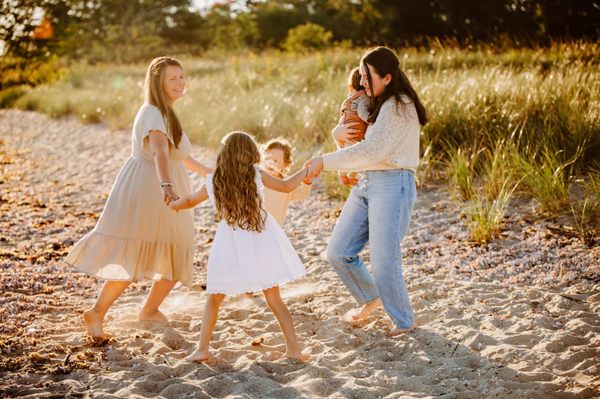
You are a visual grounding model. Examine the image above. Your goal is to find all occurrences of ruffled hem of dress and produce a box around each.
[64,231,194,287]
[205,271,305,296]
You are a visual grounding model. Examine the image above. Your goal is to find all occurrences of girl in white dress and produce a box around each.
[170,131,310,363]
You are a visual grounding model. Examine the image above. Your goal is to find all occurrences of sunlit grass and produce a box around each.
[570,172,600,245]
[464,182,516,244]
[9,43,598,157]
[445,146,483,201]
[515,145,581,214]
[3,43,599,243]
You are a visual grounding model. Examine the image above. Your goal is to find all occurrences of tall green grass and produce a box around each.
[3,43,599,243]
[464,182,515,244]
[515,145,582,214]
[8,43,599,158]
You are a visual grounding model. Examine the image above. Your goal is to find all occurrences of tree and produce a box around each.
[283,22,332,52]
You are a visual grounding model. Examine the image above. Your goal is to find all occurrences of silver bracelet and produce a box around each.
[160,181,173,189]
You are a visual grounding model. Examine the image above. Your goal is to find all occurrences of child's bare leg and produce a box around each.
[263,286,309,362]
[186,293,225,362]
[138,279,176,324]
[84,280,131,339]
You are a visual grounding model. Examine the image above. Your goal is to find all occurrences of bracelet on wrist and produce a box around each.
[160,181,173,189]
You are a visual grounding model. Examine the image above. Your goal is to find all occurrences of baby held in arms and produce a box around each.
[338,67,370,181]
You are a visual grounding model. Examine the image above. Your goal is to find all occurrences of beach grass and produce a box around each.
[3,43,599,242]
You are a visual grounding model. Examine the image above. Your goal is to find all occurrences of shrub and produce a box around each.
[283,23,333,52]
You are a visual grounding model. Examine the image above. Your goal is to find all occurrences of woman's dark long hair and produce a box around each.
[361,46,428,126]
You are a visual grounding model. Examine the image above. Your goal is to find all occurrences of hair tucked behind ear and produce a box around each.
[361,46,428,126]
[213,131,266,232]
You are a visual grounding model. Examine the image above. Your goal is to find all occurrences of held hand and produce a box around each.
[301,160,313,184]
[338,171,358,186]
[306,157,324,179]
[161,185,179,205]
[339,172,350,185]
[332,122,362,145]
[169,198,183,212]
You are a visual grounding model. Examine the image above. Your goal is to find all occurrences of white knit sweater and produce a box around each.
[323,96,420,173]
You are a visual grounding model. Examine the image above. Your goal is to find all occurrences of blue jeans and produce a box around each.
[326,169,416,329]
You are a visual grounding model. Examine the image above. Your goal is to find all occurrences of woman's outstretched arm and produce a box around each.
[183,156,213,176]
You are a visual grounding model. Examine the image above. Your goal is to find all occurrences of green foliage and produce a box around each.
[421,42,600,176]
[515,146,581,214]
[464,183,515,244]
[0,86,26,108]
[469,139,522,243]
[283,23,333,52]
[4,42,599,245]
[481,139,520,200]
[445,146,483,201]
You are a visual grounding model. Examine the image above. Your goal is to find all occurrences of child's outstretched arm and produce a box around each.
[170,184,208,211]
[260,167,310,193]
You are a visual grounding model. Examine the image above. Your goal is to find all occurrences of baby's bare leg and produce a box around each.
[186,293,225,362]
[262,286,309,362]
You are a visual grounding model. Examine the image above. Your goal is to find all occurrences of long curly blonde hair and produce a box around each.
[213,131,266,232]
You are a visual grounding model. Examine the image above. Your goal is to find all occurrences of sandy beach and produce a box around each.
[0,109,598,398]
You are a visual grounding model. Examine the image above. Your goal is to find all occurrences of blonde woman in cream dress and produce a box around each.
[65,57,211,339]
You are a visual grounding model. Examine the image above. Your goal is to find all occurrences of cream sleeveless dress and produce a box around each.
[204,167,306,295]
[65,104,195,286]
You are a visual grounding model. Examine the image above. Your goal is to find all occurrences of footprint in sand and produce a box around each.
[464,332,498,352]
[542,333,589,353]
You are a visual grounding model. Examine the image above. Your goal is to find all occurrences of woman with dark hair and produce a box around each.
[306,46,427,336]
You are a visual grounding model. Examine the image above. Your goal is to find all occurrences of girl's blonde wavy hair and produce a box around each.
[144,56,183,147]
[213,131,266,232]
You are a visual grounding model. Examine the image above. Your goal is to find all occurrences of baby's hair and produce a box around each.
[213,131,266,232]
[348,67,364,92]
[262,138,294,175]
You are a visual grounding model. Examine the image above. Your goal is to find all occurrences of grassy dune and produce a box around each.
[4,43,599,243]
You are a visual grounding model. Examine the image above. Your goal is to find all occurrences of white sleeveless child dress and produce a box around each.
[204,167,305,295]
[64,104,195,286]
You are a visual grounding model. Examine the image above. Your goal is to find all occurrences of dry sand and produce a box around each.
[0,109,598,398]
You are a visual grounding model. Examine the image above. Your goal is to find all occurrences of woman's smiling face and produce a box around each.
[163,64,185,104]
[360,62,389,98]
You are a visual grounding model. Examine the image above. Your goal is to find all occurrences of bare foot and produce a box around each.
[286,351,310,363]
[138,309,169,325]
[185,348,211,363]
[387,324,416,337]
[83,308,109,339]
[262,350,309,363]
[262,351,284,361]
[342,298,382,326]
